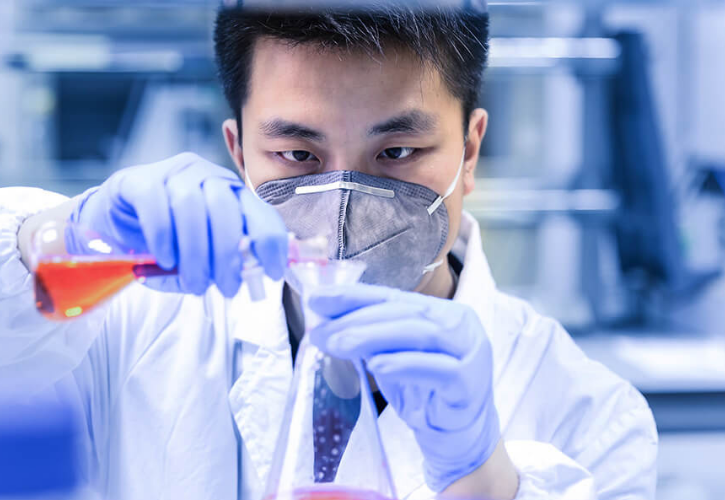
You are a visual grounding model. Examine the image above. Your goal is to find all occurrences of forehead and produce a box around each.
[244,37,461,128]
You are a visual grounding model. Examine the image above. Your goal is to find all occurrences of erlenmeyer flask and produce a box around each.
[30,221,177,321]
[266,260,397,500]
[30,221,327,321]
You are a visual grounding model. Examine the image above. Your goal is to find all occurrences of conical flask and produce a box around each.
[29,221,327,320]
[29,221,177,321]
[266,260,397,500]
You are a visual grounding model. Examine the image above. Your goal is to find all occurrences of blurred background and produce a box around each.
[0,0,724,498]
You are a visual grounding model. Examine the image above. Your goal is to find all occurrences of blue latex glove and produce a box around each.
[308,284,501,492]
[66,152,288,297]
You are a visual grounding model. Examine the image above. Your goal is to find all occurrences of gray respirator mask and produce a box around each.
[248,150,465,291]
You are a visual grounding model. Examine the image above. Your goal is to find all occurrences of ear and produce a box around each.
[462,108,488,196]
[222,118,246,179]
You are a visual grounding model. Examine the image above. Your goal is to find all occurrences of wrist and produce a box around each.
[441,440,520,500]
[421,396,501,492]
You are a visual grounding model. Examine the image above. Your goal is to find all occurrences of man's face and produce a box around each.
[224,37,487,293]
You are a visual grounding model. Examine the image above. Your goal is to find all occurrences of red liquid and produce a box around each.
[33,251,329,321]
[269,486,395,500]
[34,257,174,321]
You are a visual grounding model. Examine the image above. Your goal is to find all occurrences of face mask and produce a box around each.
[249,150,465,291]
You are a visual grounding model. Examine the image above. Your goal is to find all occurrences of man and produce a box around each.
[0,2,657,499]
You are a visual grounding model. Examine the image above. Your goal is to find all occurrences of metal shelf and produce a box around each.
[464,185,621,225]
[3,35,621,76]
[488,37,621,74]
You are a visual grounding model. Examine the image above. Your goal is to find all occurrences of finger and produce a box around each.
[307,283,403,318]
[240,188,288,281]
[309,293,472,357]
[161,152,242,185]
[311,319,469,361]
[203,178,243,298]
[121,180,176,270]
[167,176,211,295]
[367,351,460,389]
[368,352,482,411]
[310,300,426,338]
[102,176,151,254]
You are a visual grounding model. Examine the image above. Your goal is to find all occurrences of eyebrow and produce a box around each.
[368,110,437,137]
[260,119,326,142]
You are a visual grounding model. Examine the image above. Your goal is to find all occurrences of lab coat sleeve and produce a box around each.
[0,187,108,394]
[506,441,596,498]
[500,312,658,500]
[505,393,657,500]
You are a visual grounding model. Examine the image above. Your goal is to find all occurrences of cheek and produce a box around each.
[446,195,463,246]
[240,145,289,187]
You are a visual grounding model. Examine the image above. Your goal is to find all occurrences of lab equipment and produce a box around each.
[31,221,327,321]
[265,259,397,500]
[0,395,79,499]
[307,283,501,492]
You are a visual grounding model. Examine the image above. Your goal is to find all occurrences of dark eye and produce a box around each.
[280,150,319,162]
[379,147,416,160]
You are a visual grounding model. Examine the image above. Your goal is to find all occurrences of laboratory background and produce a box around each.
[1,0,724,498]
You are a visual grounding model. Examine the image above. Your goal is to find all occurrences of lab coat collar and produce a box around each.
[453,211,497,319]
[454,212,513,391]
[223,280,293,496]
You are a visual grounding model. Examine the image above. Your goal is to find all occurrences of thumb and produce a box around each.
[240,188,288,281]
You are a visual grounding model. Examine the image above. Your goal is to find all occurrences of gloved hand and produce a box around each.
[307,284,501,493]
[66,152,287,297]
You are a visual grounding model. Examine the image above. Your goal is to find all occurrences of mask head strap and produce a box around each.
[244,166,254,190]
[422,259,445,274]
[422,144,468,275]
[244,167,263,200]
[426,147,467,215]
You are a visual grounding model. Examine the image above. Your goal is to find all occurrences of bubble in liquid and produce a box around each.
[317,471,325,480]
[333,434,341,443]
[320,436,326,443]
[317,425,325,432]
[331,447,339,456]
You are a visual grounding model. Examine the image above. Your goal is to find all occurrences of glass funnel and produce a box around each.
[266,260,396,500]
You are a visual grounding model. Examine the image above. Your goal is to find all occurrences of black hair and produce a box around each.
[214,7,489,138]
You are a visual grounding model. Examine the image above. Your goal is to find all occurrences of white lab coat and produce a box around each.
[0,187,658,500]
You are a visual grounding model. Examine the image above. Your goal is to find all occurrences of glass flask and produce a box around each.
[266,260,397,500]
[30,221,326,321]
